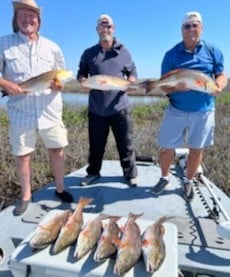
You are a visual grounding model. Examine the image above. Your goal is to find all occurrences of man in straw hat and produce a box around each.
[0,0,73,216]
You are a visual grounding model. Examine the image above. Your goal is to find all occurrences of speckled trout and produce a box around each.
[52,197,93,254]
[113,212,143,276]
[29,210,71,249]
[142,69,219,95]
[94,215,121,262]
[1,69,73,95]
[142,216,173,273]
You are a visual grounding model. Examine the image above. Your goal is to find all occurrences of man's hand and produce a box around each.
[0,79,24,95]
[50,78,64,91]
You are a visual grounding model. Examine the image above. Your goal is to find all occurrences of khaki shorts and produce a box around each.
[9,124,68,156]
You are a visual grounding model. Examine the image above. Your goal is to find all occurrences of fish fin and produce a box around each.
[111,236,120,247]
[100,235,106,242]
[142,239,150,247]
[160,68,186,80]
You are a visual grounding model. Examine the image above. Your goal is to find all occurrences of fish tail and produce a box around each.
[128,212,144,221]
[139,79,157,93]
[155,216,174,226]
[109,215,122,222]
[78,197,94,207]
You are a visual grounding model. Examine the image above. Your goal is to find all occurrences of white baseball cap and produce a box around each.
[182,11,202,25]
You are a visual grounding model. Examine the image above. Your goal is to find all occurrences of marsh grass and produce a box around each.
[0,93,229,207]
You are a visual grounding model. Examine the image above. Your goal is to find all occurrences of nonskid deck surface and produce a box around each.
[0,160,230,276]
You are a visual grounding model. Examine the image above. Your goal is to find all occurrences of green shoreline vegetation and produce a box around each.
[0,93,229,208]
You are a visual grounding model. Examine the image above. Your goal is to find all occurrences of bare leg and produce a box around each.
[16,154,32,201]
[186,148,203,179]
[49,148,65,193]
[159,148,174,177]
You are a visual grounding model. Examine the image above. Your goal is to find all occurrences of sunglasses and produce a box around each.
[99,24,112,29]
[183,23,199,30]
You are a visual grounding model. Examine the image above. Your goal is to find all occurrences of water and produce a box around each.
[0,92,160,108]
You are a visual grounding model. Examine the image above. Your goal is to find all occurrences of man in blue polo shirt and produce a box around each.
[77,14,138,187]
[151,11,228,200]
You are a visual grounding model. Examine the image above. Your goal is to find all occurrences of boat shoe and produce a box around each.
[151,177,171,195]
[13,199,31,216]
[80,175,100,186]
[55,190,73,203]
[183,180,194,201]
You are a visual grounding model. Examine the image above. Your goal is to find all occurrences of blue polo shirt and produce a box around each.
[161,40,225,112]
[77,38,137,116]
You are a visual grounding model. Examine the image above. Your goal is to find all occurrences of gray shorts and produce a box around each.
[157,105,215,149]
[9,123,68,156]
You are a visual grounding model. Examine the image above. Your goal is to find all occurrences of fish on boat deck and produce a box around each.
[29,210,71,249]
[52,197,93,254]
[94,215,121,262]
[113,212,143,276]
[74,213,111,260]
[142,216,173,273]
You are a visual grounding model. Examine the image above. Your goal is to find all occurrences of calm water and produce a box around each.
[0,92,160,108]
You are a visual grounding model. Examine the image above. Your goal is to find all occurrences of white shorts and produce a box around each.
[9,123,68,156]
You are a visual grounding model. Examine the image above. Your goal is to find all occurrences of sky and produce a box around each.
[1,0,230,79]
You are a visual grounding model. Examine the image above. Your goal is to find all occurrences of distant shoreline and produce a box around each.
[0,92,161,108]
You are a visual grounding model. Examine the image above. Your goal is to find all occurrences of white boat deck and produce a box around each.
[0,160,230,276]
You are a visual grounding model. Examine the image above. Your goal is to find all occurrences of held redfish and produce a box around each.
[1,69,73,95]
[52,197,93,254]
[74,213,111,260]
[113,212,143,276]
[142,216,172,273]
[94,215,121,262]
[142,68,219,95]
[80,74,140,92]
[29,210,71,249]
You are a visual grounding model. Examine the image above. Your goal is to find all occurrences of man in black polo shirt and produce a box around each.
[77,14,138,187]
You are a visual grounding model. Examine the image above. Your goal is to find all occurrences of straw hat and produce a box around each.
[12,0,41,15]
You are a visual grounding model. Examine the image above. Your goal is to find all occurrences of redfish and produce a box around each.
[1,70,73,96]
[29,210,71,249]
[113,212,143,276]
[94,215,121,262]
[143,68,219,95]
[80,75,140,92]
[142,216,172,273]
[74,213,111,260]
[52,197,93,254]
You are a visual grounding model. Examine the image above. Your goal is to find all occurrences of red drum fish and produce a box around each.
[94,215,121,262]
[142,216,172,273]
[29,210,71,249]
[52,197,93,254]
[113,212,143,276]
[142,69,219,95]
[74,213,111,260]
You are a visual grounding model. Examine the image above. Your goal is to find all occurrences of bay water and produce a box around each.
[0,92,160,108]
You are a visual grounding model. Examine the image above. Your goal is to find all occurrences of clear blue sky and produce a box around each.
[1,0,230,78]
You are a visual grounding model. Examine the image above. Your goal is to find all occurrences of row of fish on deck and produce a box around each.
[29,197,171,276]
[0,68,219,96]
